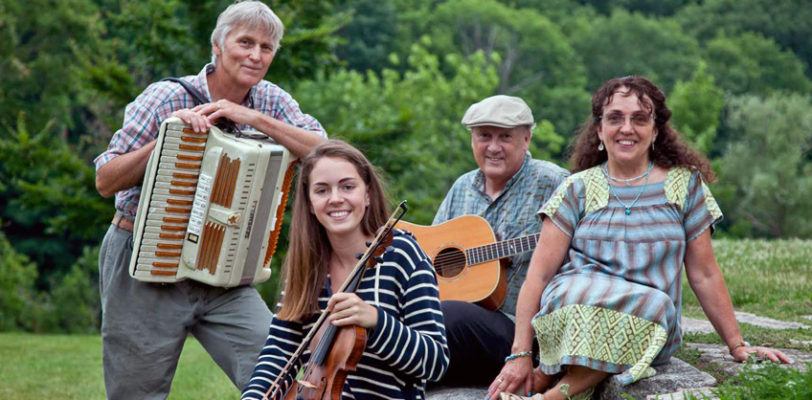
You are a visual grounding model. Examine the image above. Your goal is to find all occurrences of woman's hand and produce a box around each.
[326,293,378,329]
[731,345,793,364]
[487,356,533,399]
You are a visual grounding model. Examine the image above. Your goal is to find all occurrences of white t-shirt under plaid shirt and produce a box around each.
[94,63,326,219]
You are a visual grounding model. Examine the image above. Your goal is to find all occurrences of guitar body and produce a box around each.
[397,215,508,310]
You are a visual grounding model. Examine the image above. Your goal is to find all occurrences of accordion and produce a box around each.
[129,117,294,287]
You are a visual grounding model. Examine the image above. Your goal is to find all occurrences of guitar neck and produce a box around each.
[465,233,540,266]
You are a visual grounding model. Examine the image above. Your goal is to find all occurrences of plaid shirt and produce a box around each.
[95,63,326,219]
[432,154,569,316]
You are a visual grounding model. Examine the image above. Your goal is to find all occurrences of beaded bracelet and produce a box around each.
[504,351,532,363]
[729,340,751,355]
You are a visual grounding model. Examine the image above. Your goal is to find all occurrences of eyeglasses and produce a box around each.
[600,112,653,127]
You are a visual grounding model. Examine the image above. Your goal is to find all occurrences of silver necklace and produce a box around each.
[602,162,654,215]
[602,162,654,186]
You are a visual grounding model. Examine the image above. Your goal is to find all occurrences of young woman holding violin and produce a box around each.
[241,140,449,400]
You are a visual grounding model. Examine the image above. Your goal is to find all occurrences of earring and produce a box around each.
[651,139,655,151]
[598,142,605,151]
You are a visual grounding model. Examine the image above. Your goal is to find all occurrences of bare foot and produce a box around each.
[531,368,557,394]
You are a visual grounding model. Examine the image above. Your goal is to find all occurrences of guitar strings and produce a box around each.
[432,252,466,273]
[430,235,537,273]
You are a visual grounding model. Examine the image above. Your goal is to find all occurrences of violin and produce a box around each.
[263,201,408,400]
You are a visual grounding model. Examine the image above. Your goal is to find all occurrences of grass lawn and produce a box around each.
[681,239,812,351]
[0,333,239,399]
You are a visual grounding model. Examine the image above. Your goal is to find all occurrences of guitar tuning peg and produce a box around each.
[355,253,364,260]
[373,256,384,263]
[365,241,372,247]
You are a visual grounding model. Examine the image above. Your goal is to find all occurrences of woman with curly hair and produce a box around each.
[489,76,791,400]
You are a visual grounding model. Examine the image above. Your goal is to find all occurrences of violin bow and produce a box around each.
[263,201,408,400]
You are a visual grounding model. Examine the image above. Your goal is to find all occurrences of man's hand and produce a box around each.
[171,108,212,133]
[193,99,260,128]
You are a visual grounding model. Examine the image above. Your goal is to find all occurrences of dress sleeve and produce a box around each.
[241,313,307,400]
[538,176,581,238]
[365,233,450,382]
[683,172,723,241]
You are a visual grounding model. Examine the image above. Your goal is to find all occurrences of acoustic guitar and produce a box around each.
[396,215,539,311]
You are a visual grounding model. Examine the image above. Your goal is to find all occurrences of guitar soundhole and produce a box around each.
[433,248,466,278]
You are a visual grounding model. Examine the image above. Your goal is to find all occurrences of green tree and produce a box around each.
[668,62,724,155]
[718,94,812,238]
[294,39,503,225]
[568,9,701,92]
[676,0,812,77]
[512,0,691,17]
[335,0,399,73]
[0,0,106,137]
[0,114,111,280]
[703,32,811,96]
[427,0,589,135]
[0,227,38,331]
[602,0,691,16]
[49,245,101,333]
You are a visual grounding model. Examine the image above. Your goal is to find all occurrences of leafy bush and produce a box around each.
[0,227,38,331]
[49,245,101,333]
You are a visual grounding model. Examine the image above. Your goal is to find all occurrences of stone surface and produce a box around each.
[733,311,809,330]
[681,317,715,335]
[686,343,812,374]
[595,358,716,400]
[682,313,810,336]
[426,387,487,400]
[644,388,717,400]
[427,358,717,400]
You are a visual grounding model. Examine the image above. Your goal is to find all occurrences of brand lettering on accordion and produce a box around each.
[129,117,294,287]
[187,173,214,243]
[245,201,257,240]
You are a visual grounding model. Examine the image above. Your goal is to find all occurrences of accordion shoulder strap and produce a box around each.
[161,77,208,106]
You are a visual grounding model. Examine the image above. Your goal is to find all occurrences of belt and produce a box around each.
[112,214,134,233]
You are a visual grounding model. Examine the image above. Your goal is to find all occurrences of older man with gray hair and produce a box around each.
[94,1,326,398]
[433,95,568,387]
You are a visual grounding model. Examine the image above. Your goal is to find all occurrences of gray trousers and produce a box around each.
[99,224,272,400]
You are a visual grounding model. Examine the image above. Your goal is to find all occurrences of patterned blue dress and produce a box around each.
[534,166,722,384]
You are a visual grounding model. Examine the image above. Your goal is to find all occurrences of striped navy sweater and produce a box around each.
[242,230,449,400]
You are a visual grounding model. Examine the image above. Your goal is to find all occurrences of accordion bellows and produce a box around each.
[129,117,294,287]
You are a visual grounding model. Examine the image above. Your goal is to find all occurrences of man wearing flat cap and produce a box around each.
[433,95,569,387]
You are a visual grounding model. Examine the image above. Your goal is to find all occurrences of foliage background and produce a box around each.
[1,0,810,333]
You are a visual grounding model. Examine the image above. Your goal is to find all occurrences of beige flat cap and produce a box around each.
[461,95,534,129]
